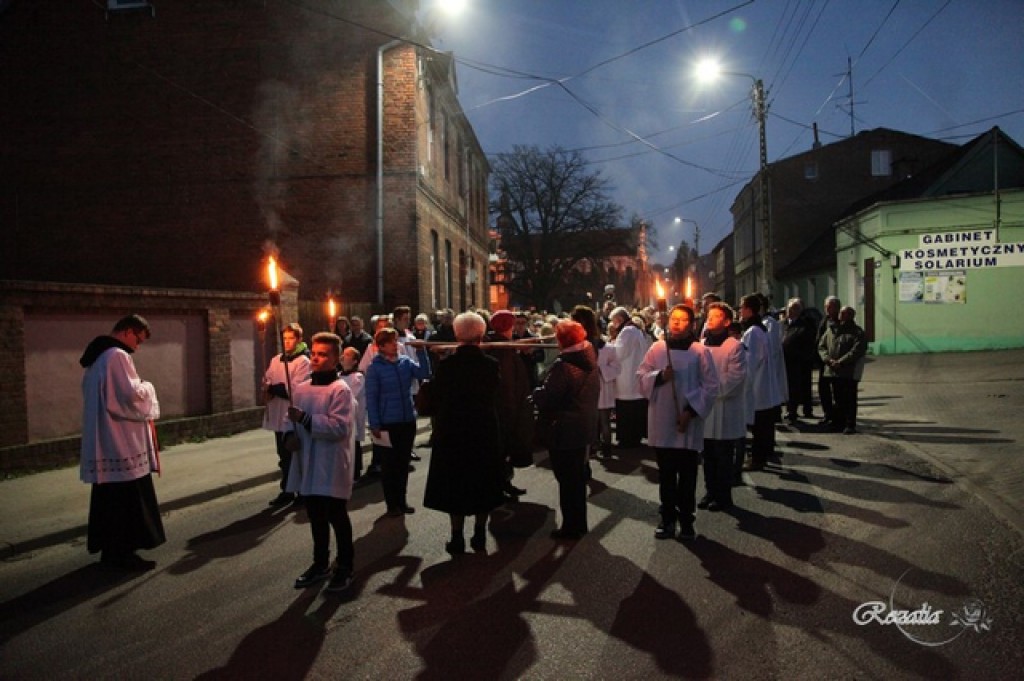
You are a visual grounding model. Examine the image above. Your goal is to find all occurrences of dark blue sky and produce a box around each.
[429,0,1024,263]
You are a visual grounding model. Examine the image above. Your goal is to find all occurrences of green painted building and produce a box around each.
[835,128,1024,354]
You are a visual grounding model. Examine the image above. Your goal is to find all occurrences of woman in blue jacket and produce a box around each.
[365,327,432,516]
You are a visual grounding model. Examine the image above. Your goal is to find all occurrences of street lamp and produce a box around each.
[695,59,771,297]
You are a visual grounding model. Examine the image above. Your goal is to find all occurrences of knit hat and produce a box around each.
[490,309,516,333]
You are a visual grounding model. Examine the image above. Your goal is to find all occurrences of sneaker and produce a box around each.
[325,570,353,594]
[294,563,332,589]
[654,523,676,540]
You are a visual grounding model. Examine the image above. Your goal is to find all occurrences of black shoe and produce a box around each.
[504,484,526,497]
[365,464,381,477]
[785,413,798,423]
[269,492,295,507]
[470,527,487,552]
[742,460,764,472]
[654,523,676,540]
[706,500,733,512]
[697,495,712,510]
[445,537,466,556]
[325,570,353,594]
[410,452,422,461]
[294,563,332,589]
[677,524,697,542]
[291,495,305,506]
[550,528,585,541]
[843,427,857,435]
[101,552,156,572]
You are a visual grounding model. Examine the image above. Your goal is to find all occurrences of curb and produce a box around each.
[0,470,280,560]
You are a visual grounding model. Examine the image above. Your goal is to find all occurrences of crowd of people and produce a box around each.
[78,293,867,593]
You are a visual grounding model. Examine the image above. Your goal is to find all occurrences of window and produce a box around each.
[871,149,892,177]
[804,162,818,180]
[442,112,450,181]
[445,239,453,306]
[426,87,435,167]
[458,249,467,310]
[470,256,477,307]
[431,231,440,308]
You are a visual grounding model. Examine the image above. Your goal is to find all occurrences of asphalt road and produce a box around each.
[2,424,1022,680]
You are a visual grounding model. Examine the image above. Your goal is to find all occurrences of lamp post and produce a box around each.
[695,60,771,298]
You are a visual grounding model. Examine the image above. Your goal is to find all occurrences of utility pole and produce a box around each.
[753,78,771,298]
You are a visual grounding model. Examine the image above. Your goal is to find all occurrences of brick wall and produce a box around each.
[0,280,268,470]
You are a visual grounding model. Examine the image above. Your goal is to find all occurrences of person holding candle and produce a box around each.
[284,332,356,593]
[638,304,718,541]
[262,323,311,507]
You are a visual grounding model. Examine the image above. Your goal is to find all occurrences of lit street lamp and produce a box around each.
[695,59,771,297]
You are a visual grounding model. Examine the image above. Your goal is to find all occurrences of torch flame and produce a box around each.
[257,309,269,323]
[328,297,336,320]
[655,280,665,299]
[685,276,693,299]
[268,256,279,291]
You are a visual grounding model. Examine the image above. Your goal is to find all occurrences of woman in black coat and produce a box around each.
[423,312,506,555]
[532,320,601,540]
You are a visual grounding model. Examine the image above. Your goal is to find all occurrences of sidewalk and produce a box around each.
[2,349,1021,558]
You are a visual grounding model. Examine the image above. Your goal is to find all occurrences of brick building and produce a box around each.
[0,0,489,466]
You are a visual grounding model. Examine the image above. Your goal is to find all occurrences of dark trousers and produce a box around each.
[833,377,859,429]
[305,496,353,572]
[380,421,417,511]
[615,398,648,446]
[273,431,293,491]
[702,439,734,506]
[549,447,589,533]
[750,408,775,466]
[786,363,814,416]
[655,448,699,526]
[732,437,746,483]
[818,373,836,422]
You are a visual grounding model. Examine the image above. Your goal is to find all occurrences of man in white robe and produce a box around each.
[638,305,718,541]
[286,332,356,594]
[79,314,165,571]
[700,303,747,510]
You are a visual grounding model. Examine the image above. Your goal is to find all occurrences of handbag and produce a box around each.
[414,379,435,416]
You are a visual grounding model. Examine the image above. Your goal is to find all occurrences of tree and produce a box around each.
[491,145,624,310]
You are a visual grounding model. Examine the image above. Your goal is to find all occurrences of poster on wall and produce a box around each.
[899,271,925,303]
[924,270,966,304]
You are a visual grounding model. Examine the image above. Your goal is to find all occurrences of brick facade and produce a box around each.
[1,0,490,314]
[0,1,490,470]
